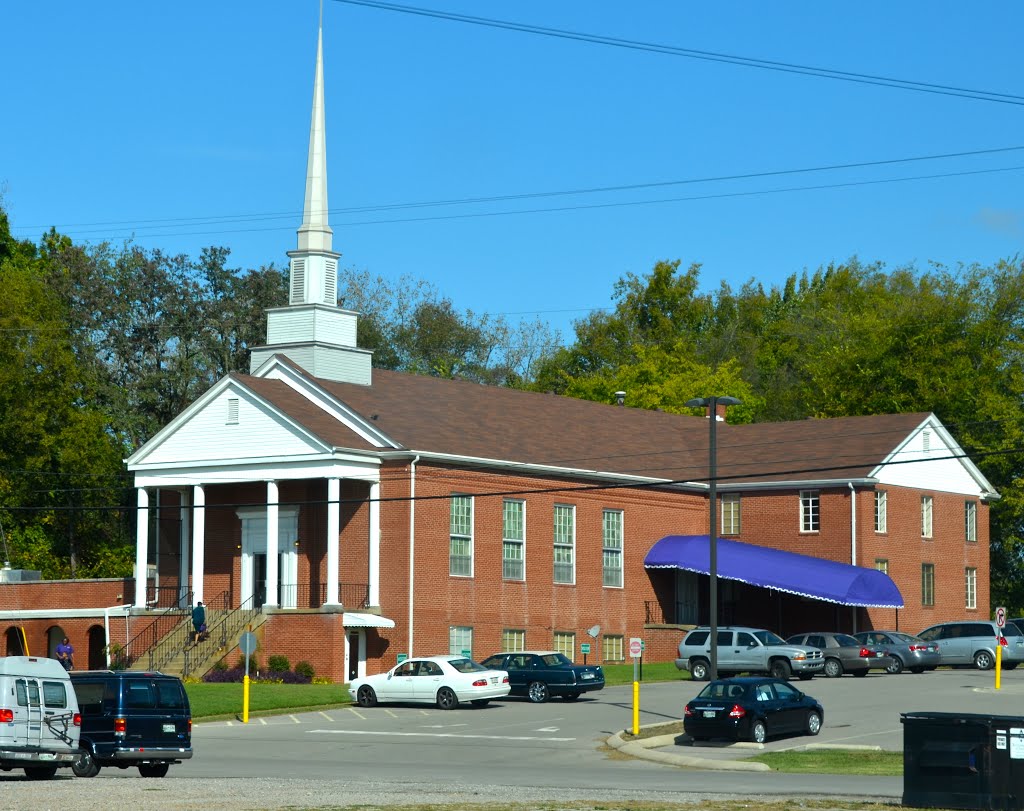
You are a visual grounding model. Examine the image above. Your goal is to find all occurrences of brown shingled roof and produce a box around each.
[236,362,931,487]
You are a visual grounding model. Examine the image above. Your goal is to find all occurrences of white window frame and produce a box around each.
[965,567,977,610]
[602,635,624,662]
[602,509,623,588]
[449,625,473,657]
[875,558,889,575]
[800,490,820,532]
[965,501,977,543]
[553,631,576,660]
[721,493,741,536]
[502,499,525,581]
[874,490,887,533]
[449,495,473,577]
[921,495,933,539]
[922,563,935,607]
[501,629,525,652]
[553,504,575,585]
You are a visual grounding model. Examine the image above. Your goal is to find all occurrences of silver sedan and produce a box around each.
[854,631,941,674]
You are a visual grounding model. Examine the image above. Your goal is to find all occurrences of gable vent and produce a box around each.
[227,398,239,425]
[290,259,306,304]
[325,258,338,304]
[922,429,931,454]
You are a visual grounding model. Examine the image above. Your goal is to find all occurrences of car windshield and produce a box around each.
[697,681,749,700]
[893,633,921,644]
[447,658,487,673]
[835,634,861,646]
[752,630,786,646]
[539,653,573,667]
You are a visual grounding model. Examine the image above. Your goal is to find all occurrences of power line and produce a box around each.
[14,145,1024,236]
[332,0,1024,106]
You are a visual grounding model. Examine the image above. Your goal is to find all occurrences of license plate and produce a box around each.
[163,723,176,733]
[703,710,716,718]
[38,753,56,761]
[581,673,594,679]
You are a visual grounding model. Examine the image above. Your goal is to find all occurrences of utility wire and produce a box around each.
[332,0,1024,106]
[15,145,1024,235]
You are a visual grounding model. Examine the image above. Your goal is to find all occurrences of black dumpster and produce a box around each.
[902,712,1024,810]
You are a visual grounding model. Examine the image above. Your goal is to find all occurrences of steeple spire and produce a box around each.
[288,4,339,306]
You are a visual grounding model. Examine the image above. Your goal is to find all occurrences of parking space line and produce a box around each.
[318,711,335,720]
[289,715,300,723]
[308,729,575,742]
[346,707,366,720]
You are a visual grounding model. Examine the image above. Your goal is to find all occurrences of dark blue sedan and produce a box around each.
[683,677,824,744]
[480,651,604,703]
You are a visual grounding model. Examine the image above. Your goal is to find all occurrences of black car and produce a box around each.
[479,651,604,703]
[683,677,823,744]
[69,670,192,778]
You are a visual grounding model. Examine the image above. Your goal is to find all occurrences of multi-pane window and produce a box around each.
[875,558,889,575]
[502,499,525,580]
[449,625,473,657]
[602,635,624,662]
[501,629,525,652]
[449,495,473,576]
[602,509,623,588]
[800,490,820,532]
[965,501,977,543]
[553,504,575,584]
[965,567,977,610]
[874,491,887,533]
[553,631,576,660]
[921,495,933,539]
[922,563,935,607]
[721,493,741,535]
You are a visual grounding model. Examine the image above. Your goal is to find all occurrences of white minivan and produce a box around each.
[0,656,82,779]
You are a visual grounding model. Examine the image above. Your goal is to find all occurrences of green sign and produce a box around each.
[461,649,472,658]
[580,643,591,654]
[640,639,646,650]
[396,653,408,663]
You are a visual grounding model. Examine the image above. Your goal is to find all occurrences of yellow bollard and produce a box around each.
[632,680,640,735]
[996,644,1002,691]
[243,674,250,723]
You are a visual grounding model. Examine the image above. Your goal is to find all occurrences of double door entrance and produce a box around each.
[238,508,299,609]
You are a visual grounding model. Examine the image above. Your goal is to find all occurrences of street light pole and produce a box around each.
[685,394,741,681]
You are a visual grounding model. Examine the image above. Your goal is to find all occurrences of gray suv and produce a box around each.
[675,626,825,681]
[916,621,1024,670]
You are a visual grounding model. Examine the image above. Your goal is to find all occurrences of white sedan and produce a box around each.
[348,655,510,710]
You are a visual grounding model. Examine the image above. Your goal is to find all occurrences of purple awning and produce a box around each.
[644,534,904,608]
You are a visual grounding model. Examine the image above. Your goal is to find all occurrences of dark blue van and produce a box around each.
[69,670,192,778]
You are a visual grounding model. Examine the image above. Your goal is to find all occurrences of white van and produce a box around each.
[0,656,81,779]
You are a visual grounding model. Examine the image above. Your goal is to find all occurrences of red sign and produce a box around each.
[996,607,1006,628]
[629,637,642,657]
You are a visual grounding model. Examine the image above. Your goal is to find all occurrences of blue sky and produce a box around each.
[3,2,1022,341]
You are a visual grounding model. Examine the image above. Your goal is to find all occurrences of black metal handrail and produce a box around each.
[119,591,194,669]
[340,582,369,609]
[182,593,261,679]
[147,590,228,672]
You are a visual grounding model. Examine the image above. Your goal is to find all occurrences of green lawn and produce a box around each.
[185,682,350,720]
[602,660,688,686]
[749,749,903,775]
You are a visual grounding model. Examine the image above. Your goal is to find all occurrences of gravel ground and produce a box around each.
[0,776,866,811]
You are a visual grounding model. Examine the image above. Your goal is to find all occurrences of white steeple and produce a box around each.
[288,4,338,305]
[250,5,372,385]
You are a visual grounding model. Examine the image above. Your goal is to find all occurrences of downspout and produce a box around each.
[849,482,857,634]
[103,605,129,668]
[408,455,420,659]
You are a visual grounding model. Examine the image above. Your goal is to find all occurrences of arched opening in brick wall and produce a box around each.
[4,626,27,655]
[46,625,68,659]
[87,625,106,670]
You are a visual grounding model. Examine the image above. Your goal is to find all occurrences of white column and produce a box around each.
[134,488,149,607]
[179,489,191,607]
[192,485,206,604]
[265,481,279,608]
[325,477,340,606]
[368,480,380,607]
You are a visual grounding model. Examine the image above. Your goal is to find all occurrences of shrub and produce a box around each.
[267,655,291,672]
[211,659,228,672]
[235,654,259,672]
[312,675,333,685]
[202,667,245,683]
[294,660,315,679]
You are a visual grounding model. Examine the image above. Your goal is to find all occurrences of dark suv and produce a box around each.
[69,670,192,778]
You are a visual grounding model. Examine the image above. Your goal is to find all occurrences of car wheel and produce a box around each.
[24,766,58,780]
[72,747,101,778]
[751,719,767,744]
[139,763,169,778]
[471,699,490,707]
[823,658,843,678]
[527,681,550,703]
[1005,663,1019,671]
[797,673,814,681]
[975,651,995,670]
[357,685,378,708]
[436,687,459,710]
[910,667,925,674]
[853,669,868,678]
[562,692,581,701]
[689,659,710,681]
[806,710,822,736]
[769,659,792,680]
[887,657,905,675]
